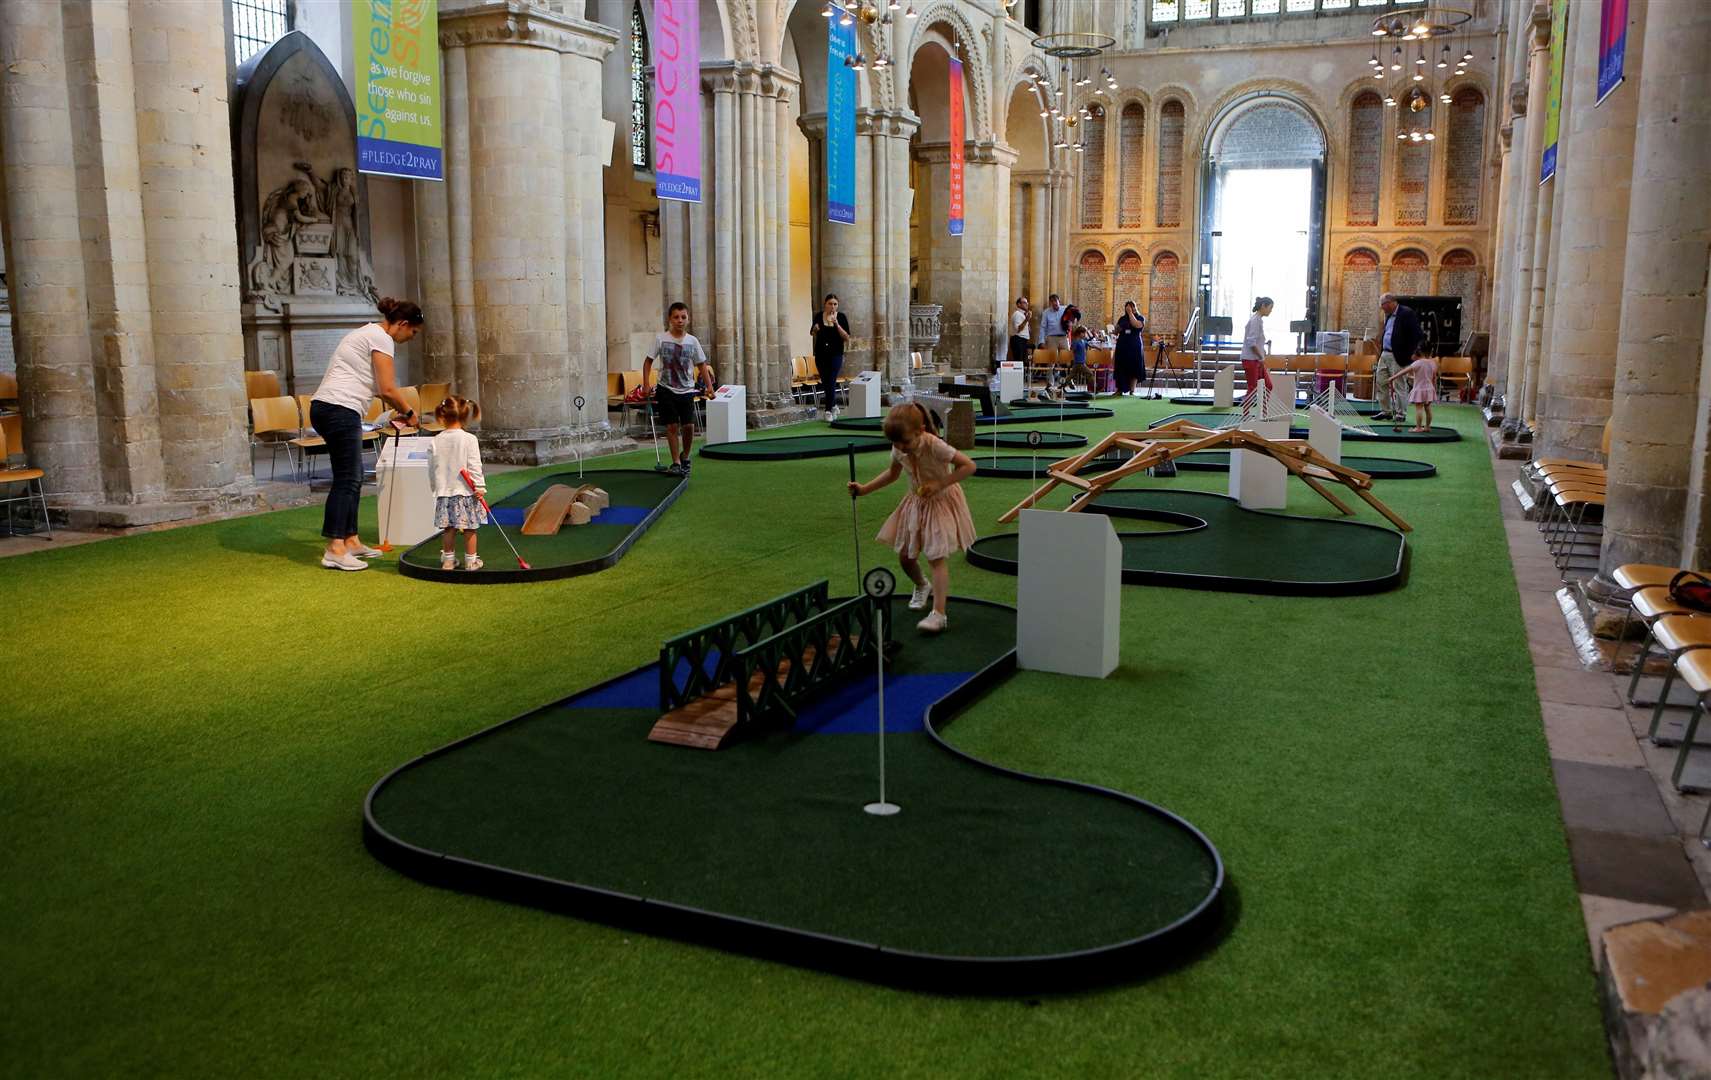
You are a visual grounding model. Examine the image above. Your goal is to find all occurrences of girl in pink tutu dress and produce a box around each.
[1386,355,1439,432]
[848,402,978,634]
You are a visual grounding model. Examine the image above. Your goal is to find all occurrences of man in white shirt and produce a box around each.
[1008,297,1032,366]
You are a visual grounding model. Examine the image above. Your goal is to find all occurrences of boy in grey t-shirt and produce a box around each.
[642,301,715,476]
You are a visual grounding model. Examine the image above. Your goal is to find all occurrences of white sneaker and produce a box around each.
[440,551,456,570]
[321,551,368,572]
[907,582,932,610]
[916,610,948,634]
[349,543,384,559]
[464,555,484,571]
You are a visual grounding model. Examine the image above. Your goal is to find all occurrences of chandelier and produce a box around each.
[1361,7,1479,147]
[1028,32,1115,156]
[1369,4,1473,41]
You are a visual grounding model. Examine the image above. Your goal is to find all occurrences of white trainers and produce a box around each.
[907,582,932,610]
[441,551,457,570]
[348,543,384,559]
[464,555,484,571]
[916,610,948,634]
[321,551,368,572]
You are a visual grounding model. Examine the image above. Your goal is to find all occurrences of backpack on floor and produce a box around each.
[1669,571,1711,613]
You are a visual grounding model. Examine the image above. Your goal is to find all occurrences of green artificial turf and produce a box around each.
[700,430,1085,460]
[969,450,1436,480]
[4,400,1606,1078]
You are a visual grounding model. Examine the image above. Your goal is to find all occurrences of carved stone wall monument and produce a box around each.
[233,32,382,395]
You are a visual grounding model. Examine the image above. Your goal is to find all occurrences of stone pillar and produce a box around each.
[1524,0,1578,428]
[1009,182,1024,305]
[868,110,917,381]
[1596,0,1711,578]
[0,0,103,499]
[1485,120,1515,393]
[1504,7,1552,418]
[442,44,478,396]
[1027,178,1048,313]
[441,1,617,462]
[965,140,1015,370]
[1537,0,1646,459]
[413,166,456,388]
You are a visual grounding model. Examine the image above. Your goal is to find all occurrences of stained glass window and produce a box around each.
[231,0,291,64]
[630,5,649,170]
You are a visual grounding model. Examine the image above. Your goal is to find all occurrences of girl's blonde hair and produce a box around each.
[881,400,937,444]
[434,396,481,425]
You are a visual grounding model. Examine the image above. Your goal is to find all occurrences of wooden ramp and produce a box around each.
[648,635,853,750]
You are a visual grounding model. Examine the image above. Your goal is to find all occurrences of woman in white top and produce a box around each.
[308,296,423,571]
[1240,296,1274,409]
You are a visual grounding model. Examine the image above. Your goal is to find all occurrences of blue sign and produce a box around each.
[827,6,856,225]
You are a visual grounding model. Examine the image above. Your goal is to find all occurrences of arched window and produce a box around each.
[1115,250,1144,316]
[1156,100,1185,229]
[1444,88,1485,225]
[230,0,292,64]
[1080,108,1106,229]
[1340,249,1381,336]
[1389,248,1429,296]
[1150,251,1181,338]
[1440,249,1480,331]
[1347,91,1382,227]
[1118,103,1146,228]
[1076,251,1109,327]
[630,4,650,170]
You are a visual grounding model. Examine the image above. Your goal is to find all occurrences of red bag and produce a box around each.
[1669,571,1711,613]
[624,384,649,404]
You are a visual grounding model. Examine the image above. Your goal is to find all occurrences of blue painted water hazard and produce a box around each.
[491,505,653,528]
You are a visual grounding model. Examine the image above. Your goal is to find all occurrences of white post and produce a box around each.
[863,603,900,816]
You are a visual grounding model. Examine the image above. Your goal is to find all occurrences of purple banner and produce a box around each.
[1597,0,1629,106]
[653,0,700,203]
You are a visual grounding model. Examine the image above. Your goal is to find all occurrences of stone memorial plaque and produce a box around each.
[1157,101,1184,228]
[1395,143,1429,227]
[1347,93,1382,227]
[1445,90,1485,226]
[293,257,337,296]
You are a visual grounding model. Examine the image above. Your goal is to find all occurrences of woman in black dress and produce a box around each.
[1113,301,1146,396]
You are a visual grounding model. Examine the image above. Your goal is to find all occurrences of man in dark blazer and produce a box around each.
[1375,293,1422,421]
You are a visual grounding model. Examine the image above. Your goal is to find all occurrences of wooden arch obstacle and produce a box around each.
[997,419,1412,532]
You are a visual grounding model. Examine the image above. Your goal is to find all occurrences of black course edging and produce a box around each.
[362,595,1226,993]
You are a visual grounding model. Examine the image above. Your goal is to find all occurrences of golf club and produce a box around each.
[461,468,530,570]
[847,444,862,595]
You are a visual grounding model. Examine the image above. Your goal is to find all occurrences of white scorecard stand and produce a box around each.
[1213,364,1235,408]
[997,360,1024,404]
[377,436,436,547]
[1307,405,1342,465]
[1017,509,1120,679]
[849,370,883,418]
[1228,418,1289,510]
[706,384,746,444]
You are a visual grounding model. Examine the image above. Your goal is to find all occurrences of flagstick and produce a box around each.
[863,603,899,817]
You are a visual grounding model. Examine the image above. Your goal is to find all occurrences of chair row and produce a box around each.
[248,383,450,481]
[0,411,51,539]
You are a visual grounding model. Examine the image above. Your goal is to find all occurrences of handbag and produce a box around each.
[1669,570,1711,613]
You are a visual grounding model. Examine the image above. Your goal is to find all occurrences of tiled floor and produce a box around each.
[1491,447,1711,956]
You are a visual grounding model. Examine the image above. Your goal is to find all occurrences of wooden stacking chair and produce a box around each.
[249,396,303,480]
[606,371,626,414]
[418,382,451,432]
[1345,353,1376,398]
[0,413,52,538]
[1437,356,1474,400]
[0,371,17,407]
[1538,478,1604,578]
[1668,645,1711,793]
[244,370,281,400]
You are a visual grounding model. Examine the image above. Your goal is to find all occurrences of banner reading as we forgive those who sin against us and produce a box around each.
[354,0,442,181]
[948,58,964,237]
[827,5,856,225]
[654,0,700,203]
[1539,0,1566,184]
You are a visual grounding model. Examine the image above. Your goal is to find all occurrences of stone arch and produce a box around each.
[907,37,971,145]
[1156,97,1187,229]
[1194,78,1332,162]
[1076,249,1110,327]
[1339,247,1382,337]
[1149,250,1183,338]
[1389,247,1430,296]
[1117,99,1147,228]
[904,2,990,137]
[1078,103,1108,229]
[1440,247,1480,331]
[1114,248,1145,316]
[1444,84,1487,225]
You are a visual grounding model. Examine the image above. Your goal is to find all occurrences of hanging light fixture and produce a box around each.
[904,4,917,17]
[839,7,853,26]
[821,2,834,14]
[1438,44,1450,68]
[1390,46,1402,71]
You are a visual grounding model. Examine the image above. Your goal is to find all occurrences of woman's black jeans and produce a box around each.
[309,399,364,540]
[817,353,843,413]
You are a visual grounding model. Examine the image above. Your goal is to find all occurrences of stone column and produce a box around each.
[442,43,478,396]
[441,1,617,462]
[1027,177,1048,312]
[1010,182,1024,305]
[1537,0,1646,459]
[965,140,1016,370]
[1485,120,1515,394]
[0,0,103,499]
[1504,6,1552,419]
[866,110,917,381]
[1524,0,1577,429]
[1596,0,1711,578]
[413,167,456,388]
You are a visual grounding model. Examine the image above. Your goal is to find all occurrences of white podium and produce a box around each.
[997,361,1024,404]
[707,384,746,444]
[377,436,437,547]
[1213,364,1235,408]
[1017,509,1121,679]
[1307,405,1342,465]
[849,371,883,418]
[1229,419,1289,510]
[1264,373,1297,419]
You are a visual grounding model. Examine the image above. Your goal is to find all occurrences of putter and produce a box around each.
[648,401,666,471]
[461,468,529,570]
[847,444,862,595]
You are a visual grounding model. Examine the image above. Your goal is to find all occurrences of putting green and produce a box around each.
[366,594,1224,989]
[397,469,683,583]
[965,489,1407,595]
[971,451,1435,480]
[701,431,1086,461]
[1168,394,1383,415]
[829,405,1114,431]
[1150,411,1460,442]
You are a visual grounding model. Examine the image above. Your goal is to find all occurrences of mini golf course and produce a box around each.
[398,469,683,583]
[1150,411,1461,443]
[965,489,1407,595]
[699,431,1087,461]
[1167,394,1383,415]
[365,587,1225,990]
[970,451,1436,481]
[830,405,1114,431]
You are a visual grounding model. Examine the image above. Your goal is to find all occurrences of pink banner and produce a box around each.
[948,58,964,236]
[653,0,700,203]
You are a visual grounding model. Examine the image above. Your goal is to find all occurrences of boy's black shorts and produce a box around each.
[653,386,697,426]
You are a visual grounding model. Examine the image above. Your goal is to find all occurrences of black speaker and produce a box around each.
[1394,295,1463,357]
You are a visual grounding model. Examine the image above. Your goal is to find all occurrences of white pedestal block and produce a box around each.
[1229,419,1289,510]
[998,361,1024,403]
[849,371,883,419]
[1307,405,1342,465]
[377,436,437,547]
[1265,373,1297,419]
[1213,364,1235,408]
[707,384,747,444]
[1017,509,1121,679]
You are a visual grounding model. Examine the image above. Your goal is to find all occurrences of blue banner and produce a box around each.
[827,5,856,225]
[1597,0,1628,106]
